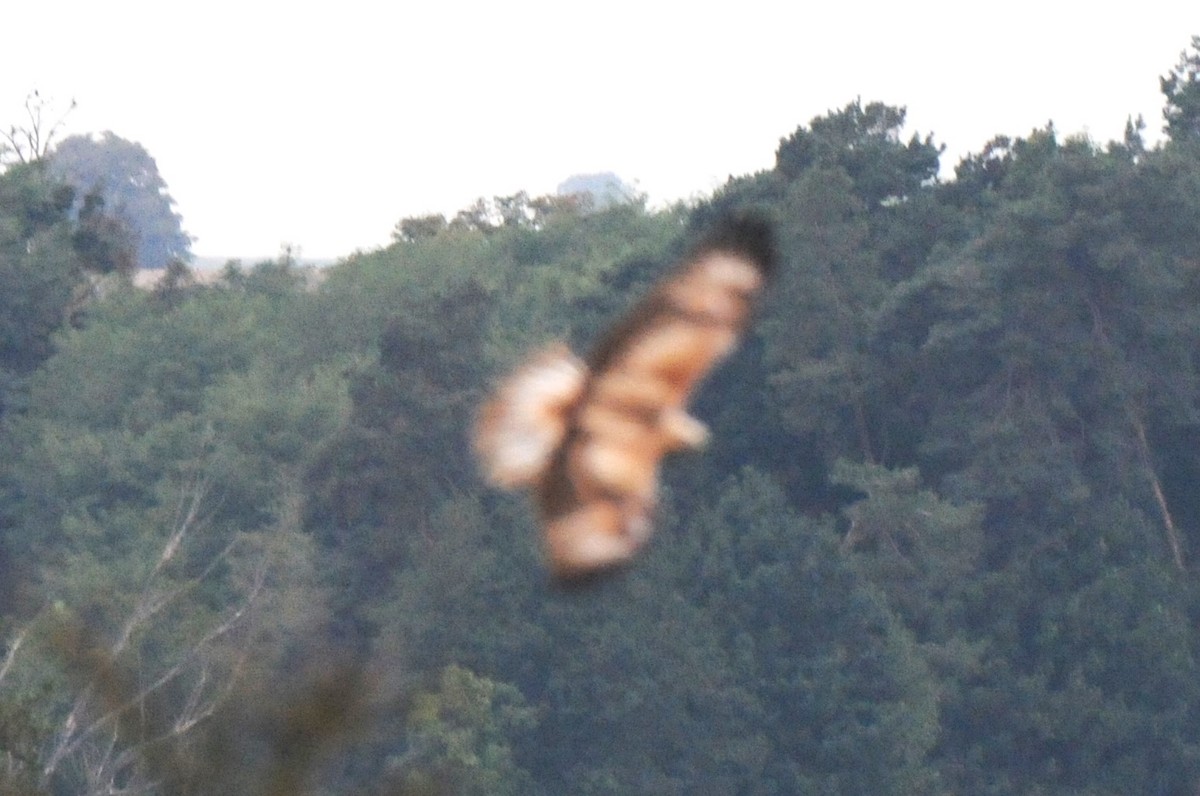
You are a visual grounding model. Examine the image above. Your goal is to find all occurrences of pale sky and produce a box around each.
[4,1,1199,260]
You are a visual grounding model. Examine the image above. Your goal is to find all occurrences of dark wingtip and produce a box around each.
[695,210,778,278]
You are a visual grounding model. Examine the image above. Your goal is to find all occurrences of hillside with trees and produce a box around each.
[1,37,1200,795]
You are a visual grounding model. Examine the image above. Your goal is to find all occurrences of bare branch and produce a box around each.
[0,626,27,685]
[111,473,214,657]
[1132,413,1186,571]
[1,90,76,166]
[38,470,267,789]
[41,554,265,784]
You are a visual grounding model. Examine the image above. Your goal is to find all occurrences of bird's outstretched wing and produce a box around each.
[474,212,777,579]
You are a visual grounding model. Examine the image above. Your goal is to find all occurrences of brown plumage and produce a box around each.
[474,213,777,579]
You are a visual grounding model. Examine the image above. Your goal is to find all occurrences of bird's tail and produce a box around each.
[473,344,587,489]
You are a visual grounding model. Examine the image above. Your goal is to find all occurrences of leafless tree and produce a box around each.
[1,90,76,166]
[2,473,266,795]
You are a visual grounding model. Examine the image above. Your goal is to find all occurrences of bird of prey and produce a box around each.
[474,212,776,579]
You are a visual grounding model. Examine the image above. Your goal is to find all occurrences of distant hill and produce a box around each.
[191,255,335,271]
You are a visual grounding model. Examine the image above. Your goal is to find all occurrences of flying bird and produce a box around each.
[474,212,777,579]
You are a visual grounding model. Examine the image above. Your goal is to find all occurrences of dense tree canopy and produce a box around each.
[3,39,1200,795]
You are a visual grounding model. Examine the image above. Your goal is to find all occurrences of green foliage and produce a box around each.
[1162,35,1200,144]
[0,162,86,414]
[762,166,887,462]
[680,469,942,794]
[70,190,136,275]
[0,260,352,793]
[395,664,537,795]
[775,99,942,206]
[835,460,984,642]
[864,122,1200,792]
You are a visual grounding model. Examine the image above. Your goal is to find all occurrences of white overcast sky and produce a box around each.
[4,1,1200,259]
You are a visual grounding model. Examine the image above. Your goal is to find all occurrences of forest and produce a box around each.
[2,38,1200,795]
